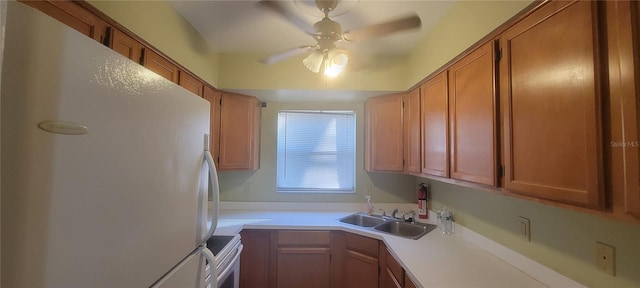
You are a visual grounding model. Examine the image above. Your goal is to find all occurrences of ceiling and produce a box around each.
[170,0,455,58]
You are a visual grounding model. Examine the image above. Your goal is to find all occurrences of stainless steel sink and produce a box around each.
[339,213,437,240]
[374,221,437,240]
[339,213,386,227]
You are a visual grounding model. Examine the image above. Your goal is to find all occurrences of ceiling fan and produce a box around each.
[258,0,422,77]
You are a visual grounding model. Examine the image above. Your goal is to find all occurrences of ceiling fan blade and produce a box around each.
[261,45,317,64]
[342,13,421,42]
[257,0,317,35]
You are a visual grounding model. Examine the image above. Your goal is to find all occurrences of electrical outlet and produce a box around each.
[518,216,530,242]
[596,242,615,276]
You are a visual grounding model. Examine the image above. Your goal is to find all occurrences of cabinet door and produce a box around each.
[276,247,331,288]
[110,28,142,63]
[421,71,449,177]
[404,89,421,174]
[500,1,604,208]
[275,231,331,288]
[608,0,640,216]
[20,0,109,43]
[345,250,378,288]
[219,93,261,170]
[365,94,404,172]
[343,233,379,288]
[404,274,417,288]
[239,230,271,288]
[203,86,221,168]
[179,71,204,96]
[449,41,497,186]
[142,48,179,83]
[379,245,403,288]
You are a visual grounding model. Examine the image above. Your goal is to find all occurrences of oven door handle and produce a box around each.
[217,244,243,283]
[200,246,217,288]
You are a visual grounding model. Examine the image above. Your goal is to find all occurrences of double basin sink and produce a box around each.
[338,212,437,240]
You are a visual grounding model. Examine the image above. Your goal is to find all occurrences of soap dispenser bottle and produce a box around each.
[365,195,374,215]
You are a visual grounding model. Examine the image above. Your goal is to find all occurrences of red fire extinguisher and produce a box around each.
[418,183,428,219]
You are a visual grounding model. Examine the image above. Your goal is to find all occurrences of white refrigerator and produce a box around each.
[1,2,220,287]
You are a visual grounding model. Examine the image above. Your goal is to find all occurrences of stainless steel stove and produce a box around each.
[205,234,243,288]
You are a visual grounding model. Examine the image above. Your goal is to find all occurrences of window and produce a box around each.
[277,110,356,193]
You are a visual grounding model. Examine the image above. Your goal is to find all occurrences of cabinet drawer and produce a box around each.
[345,233,379,257]
[277,230,331,246]
[386,249,404,286]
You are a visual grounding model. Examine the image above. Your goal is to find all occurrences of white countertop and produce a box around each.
[211,203,576,288]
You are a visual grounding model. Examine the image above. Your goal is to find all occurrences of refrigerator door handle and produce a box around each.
[204,149,219,241]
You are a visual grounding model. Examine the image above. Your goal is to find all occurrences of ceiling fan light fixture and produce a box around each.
[323,49,348,77]
[303,50,324,73]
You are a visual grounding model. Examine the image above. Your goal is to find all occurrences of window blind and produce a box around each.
[277,111,356,193]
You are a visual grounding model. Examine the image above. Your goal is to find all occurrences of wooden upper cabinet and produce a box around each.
[110,28,142,63]
[403,89,421,175]
[142,48,179,83]
[420,71,449,178]
[178,71,204,96]
[448,41,497,186]
[365,94,404,172]
[219,93,261,170]
[499,0,604,208]
[203,86,221,168]
[20,0,109,43]
[606,0,640,216]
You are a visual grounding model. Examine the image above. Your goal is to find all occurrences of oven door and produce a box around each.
[216,243,243,288]
[205,234,243,288]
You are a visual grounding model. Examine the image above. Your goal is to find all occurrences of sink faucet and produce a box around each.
[378,208,387,217]
[403,210,416,224]
[391,208,399,219]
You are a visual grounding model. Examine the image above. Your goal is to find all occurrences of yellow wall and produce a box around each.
[87,0,220,87]
[405,0,534,86]
[219,101,416,203]
[423,179,640,287]
[218,53,408,92]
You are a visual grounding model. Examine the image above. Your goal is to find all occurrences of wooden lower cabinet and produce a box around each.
[343,232,379,288]
[380,243,404,288]
[379,243,416,288]
[240,230,387,288]
[404,275,417,288]
[239,230,271,288]
[275,231,332,288]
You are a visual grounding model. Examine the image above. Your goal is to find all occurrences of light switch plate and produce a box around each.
[518,216,530,242]
[596,242,615,276]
